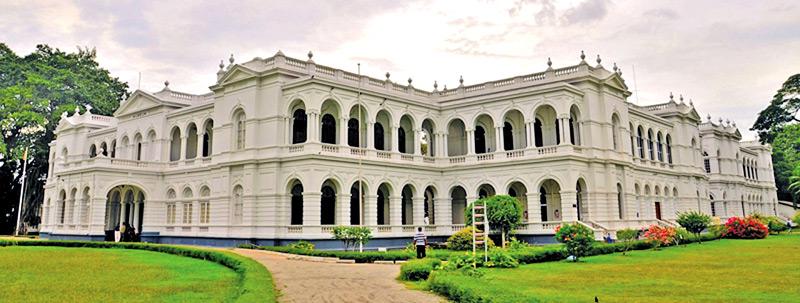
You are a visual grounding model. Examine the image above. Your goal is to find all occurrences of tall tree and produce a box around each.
[770,124,800,203]
[0,43,128,234]
[751,74,800,144]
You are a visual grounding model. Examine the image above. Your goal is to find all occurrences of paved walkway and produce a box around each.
[233,249,445,303]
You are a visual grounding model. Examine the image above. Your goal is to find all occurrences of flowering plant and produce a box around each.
[554,223,594,261]
[643,225,677,249]
[722,216,768,239]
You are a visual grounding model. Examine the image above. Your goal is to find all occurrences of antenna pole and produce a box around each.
[631,64,640,104]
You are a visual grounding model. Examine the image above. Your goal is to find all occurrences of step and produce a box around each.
[475,240,485,244]
[475,214,485,218]
[473,206,485,210]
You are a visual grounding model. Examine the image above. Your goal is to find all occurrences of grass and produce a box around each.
[428,233,800,303]
[0,246,239,302]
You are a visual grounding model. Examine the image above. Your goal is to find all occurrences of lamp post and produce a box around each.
[14,147,29,237]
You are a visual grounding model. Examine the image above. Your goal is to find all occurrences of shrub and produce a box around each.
[643,225,677,249]
[793,211,800,227]
[723,217,768,239]
[708,224,727,239]
[766,217,789,234]
[444,249,518,270]
[676,211,711,243]
[287,240,314,251]
[507,237,529,250]
[447,227,495,250]
[399,258,441,281]
[554,223,594,261]
[465,195,523,247]
[331,226,372,251]
[616,228,638,255]
[428,271,495,303]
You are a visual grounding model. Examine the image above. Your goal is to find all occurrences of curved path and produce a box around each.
[233,249,444,303]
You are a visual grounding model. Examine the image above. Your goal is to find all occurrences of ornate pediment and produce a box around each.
[602,73,629,93]
[113,90,184,117]
[217,66,258,86]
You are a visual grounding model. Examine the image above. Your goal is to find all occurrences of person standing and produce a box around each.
[413,227,427,258]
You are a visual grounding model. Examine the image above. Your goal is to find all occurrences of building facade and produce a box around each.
[39,51,779,247]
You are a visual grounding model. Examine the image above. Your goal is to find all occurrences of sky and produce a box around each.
[2,0,798,139]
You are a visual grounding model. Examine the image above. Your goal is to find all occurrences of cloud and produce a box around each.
[1,0,799,139]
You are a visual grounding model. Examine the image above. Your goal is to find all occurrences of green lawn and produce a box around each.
[0,246,240,302]
[431,233,800,302]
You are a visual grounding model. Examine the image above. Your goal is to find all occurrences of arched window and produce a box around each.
[374,123,385,150]
[637,127,645,158]
[716,150,722,174]
[570,106,581,145]
[202,120,214,157]
[89,145,97,158]
[134,133,143,161]
[611,115,620,150]
[539,187,548,222]
[291,182,303,225]
[347,118,360,147]
[398,127,406,153]
[232,185,244,224]
[629,123,635,155]
[503,122,514,151]
[292,109,307,144]
[100,142,108,157]
[350,182,365,225]
[703,152,711,173]
[534,119,543,147]
[666,135,673,164]
[186,123,198,159]
[234,110,246,150]
[166,189,177,224]
[450,186,467,224]
[200,186,211,224]
[555,119,561,145]
[169,128,181,161]
[110,140,116,158]
[647,129,655,160]
[321,114,336,144]
[474,126,486,154]
[182,188,193,224]
[656,132,663,162]
[320,184,336,225]
[617,183,624,219]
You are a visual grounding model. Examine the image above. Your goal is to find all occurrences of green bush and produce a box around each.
[399,258,441,281]
[708,224,727,239]
[0,239,276,303]
[507,237,529,250]
[465,195,523,247]
[287,240,315,251]
[793,211,800,226]
[616,228,638,255]
[428,271,497,303]
[554,223,595,261]
[447,227,495,250]
[444,249,518,270]
[676,211,711,243]
[766,217,789,234]
[331,226,372,251]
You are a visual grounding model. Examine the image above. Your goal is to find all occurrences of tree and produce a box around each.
[676,211,712,243]
[0,44,129,234]
[554,223,594,262]
[331,226,372,251]
[751,74,800,144]
[616,228,638,256]
[770,125,800,203]
[465,195,523,248]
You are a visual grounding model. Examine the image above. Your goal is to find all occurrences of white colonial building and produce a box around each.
[39,51,779,247]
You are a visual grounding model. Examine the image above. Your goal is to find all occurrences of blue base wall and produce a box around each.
[41,232,555,249]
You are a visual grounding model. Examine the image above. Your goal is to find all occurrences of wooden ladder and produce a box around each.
[472,201,489,265]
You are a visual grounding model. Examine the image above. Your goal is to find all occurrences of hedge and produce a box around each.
[256,246,457,263]
[0,239,276,303]
[399,258,442,281]
[428,232,721,302]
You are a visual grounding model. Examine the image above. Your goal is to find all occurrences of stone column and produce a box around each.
[412,197,425,225]
[133,201,141,229]
[495,126,504,151]
[526,193,540,223]
[441,133,449,157]
[389,195,402,226]
[119,201,127,227]
[467,130,475,155]
[365,194,378,225]
[303,192,322,226]
[179,136,188,160]
[413,129,422,155]
[391,126,399,153]
[338,193,351,225]
[560,191,578,221]
[339,117,348,146]
[367,122,375,150]
[526,121,534,148]
[434,197,452,226]
[196,131,204,158]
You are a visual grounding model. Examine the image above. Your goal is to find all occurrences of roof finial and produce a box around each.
[229,53,235,65]
[443,84,448,91]
[618,67,622,75]
[689,98,694,107]
[725,119,730,126]
[433,80,438,90]
[385,72,391,80]
[580,50,586,61]
[164,80,170,89]
[596,54,602,65]
[718,117,723,125]
[307,50,313,61]
[732,121,737,127]
[408,77,413,85]
[459,75,464,86]
[613,62,618,73]
[219,59,225,70]
[547,57,552,67]
[707,114,712,122]
[669,92,674,101]
[679,94,684,103]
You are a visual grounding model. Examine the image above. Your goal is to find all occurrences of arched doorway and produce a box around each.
[576,179,587,221]
[477,184,495,199]
[320,181,337,225]
[539,180,561,221]
[401,185,414,225]
[451,186,467,224]
[377,183,391,225]
[290,181,303,225]
[424,186,436,225]
[350,181,366,225]
[507,182,528,222]
[104,185,146,241]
